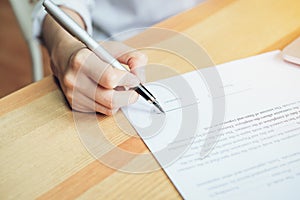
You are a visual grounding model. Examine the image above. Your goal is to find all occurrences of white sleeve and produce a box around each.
[32,0,95,40]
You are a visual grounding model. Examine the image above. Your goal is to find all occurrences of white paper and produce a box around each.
[123,51,300,199]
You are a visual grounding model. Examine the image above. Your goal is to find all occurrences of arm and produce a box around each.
[41,7,147,115]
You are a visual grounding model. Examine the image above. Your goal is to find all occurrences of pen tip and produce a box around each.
[154,101,165,114]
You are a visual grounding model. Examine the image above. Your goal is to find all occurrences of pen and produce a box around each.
[43,0,164,113]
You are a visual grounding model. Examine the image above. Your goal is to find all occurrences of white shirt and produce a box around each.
[33,0,205,41]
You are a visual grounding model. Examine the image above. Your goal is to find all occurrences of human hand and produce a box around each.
[42,9,147,115]
[51,41,148,115]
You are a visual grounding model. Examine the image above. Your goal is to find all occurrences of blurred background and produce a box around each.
[0,0,51,98]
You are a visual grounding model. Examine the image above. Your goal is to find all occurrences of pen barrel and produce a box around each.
[43,0,128,72]
[134,84,156,103]
[43,0,161,109]
[43,0,93,46]
[93,48,129,71]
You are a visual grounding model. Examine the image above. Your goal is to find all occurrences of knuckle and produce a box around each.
[105,110,114,116]
[62,74,75,91]
[127,52,148,67]
[102,70,118,88]
[97,106,113,116]
[105,108,118,116]
[65,91,73,102]
[69,49,88,71]
[102,92,114,109]
[70,55,81,71]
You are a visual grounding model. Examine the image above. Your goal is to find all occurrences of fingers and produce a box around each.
[74,74,139,109]
[119,52,147,83]
[58,41,147,115]
[101,41,148,82]
[94,88,139,110]
[72,48,141,89]
[70,91,118,116]
[63,70,139,115]
[98,67,140,89]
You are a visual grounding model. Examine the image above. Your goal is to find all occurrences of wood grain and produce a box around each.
[1,0,300,199]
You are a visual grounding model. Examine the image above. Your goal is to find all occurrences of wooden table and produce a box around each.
[1,0,300,199]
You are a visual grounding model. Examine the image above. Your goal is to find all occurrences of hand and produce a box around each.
[52,41,147,115]
[42,9,147,115]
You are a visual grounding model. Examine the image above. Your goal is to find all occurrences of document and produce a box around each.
[123,51,300,199]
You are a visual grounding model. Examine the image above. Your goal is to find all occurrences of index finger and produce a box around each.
[101,41,148,80]
[71,44,143,88]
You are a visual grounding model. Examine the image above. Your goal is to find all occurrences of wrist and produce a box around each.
[51,38,85,76]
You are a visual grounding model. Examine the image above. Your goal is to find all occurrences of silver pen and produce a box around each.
[43,0,164,113]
